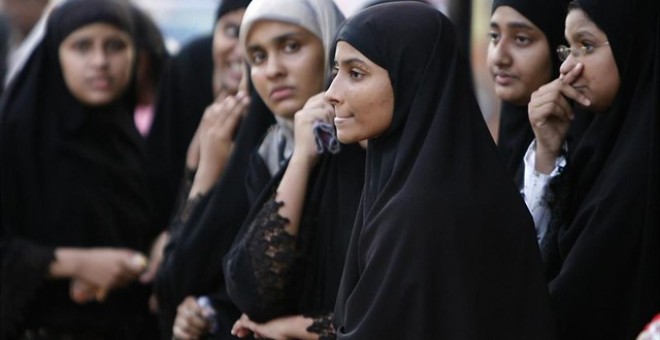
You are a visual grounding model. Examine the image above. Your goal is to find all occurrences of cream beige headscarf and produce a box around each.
[241,0,345,175]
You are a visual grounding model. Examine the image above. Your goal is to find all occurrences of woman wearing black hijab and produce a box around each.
[487,0,568,183]
[325,3,556,338]
[144,0,251,234]
[0,0,156,338]
[527,0,660,337]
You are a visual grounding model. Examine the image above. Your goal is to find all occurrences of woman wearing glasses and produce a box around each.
[526,0,659,338]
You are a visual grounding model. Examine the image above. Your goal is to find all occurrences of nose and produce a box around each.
[325,77,341,107]
[265,53,285,79]
[228,39,243,61]
[559,53,578,76]
[90,47,109,68]
[488,40,511,68]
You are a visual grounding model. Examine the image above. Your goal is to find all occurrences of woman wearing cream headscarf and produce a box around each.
[221,0,364,339]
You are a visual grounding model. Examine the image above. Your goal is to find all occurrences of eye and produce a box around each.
[105,38,127,53]
[249,50,266,65]
[515,35,531,45]
[349,68,365,80]
[581,41,595,53]
[331,65,339,76]
[487,31,500,43]
[283,40,300,53]
[72,39,92,53]
[224,24,240,39]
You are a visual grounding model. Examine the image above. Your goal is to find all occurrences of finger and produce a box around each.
[70,280,96,304]
[559,84,591,108]
[172,324,195,340]
[559,62,583,85]
[174,314,203,339]
[95,287,108,302]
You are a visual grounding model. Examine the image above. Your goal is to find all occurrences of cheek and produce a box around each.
[250,70,270,103]
[520,54,553,91]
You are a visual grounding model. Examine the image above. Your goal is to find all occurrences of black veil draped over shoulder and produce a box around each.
[155,82,274,339]
[544,0,660,338]
[333,3,556,339]
[0,0,155,337]
[491,0,568,181]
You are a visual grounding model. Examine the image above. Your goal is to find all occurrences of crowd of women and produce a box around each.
[0,0,658,339]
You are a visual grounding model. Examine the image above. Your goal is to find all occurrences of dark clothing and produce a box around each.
[333,4,556,339]
[0,15,9,98]
[144,35,214,232]
[543,1,660,338]
[155,89,274,340]
[491,0,569,180]
[224,144,365,332]
[0,1,155,338]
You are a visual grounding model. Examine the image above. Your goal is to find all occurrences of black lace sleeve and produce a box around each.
[305,313,336,340]
[168,167,203,236]
[1,238,55,338]
[225,195,299,321]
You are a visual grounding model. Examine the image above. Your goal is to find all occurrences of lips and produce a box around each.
[87,76,112,90]
[493,72,516,86]
[269,86,295,101]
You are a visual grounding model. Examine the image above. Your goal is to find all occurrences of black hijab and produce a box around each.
[333,3,556,338]
[544,0,660,338]
[491,0,569,181]
[216,0,252,23]
[0,0,154,335]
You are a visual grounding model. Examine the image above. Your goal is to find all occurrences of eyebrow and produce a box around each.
[247,32,304,51]
[336,58,369,69]
[490,21,535,31]
[570,30,599,41]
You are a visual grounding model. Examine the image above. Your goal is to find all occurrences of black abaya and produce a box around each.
[543,1,660,338]
[0,1,155,338]
[332,3,556,339]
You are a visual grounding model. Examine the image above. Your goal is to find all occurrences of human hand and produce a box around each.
[529,63,590,173]
[197,91,249,174]
[172,296,212,340]
[291,92,335,165]
[139,231,169,284]
[73,249,147,294]
[231,314,315,340]
[188,92,250,197]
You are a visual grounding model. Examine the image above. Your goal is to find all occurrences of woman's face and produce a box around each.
[487,6,553,106]
[561,8,620,112]
[246,20,325,119]
[59,23,134,106]
[325,41,393,143]
[213,8,246,96]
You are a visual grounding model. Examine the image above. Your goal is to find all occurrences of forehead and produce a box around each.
[63,23,130,41]
[565,9,606,40]
[490,6,538,31]
[334,41,371,64]
[245,20,312,46]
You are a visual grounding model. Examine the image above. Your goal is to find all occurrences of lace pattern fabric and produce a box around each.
[244,197,298,313]
[168,167,202,235]
[305,313,336,340]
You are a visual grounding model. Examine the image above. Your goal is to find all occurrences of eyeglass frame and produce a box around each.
[556,41,610,62]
